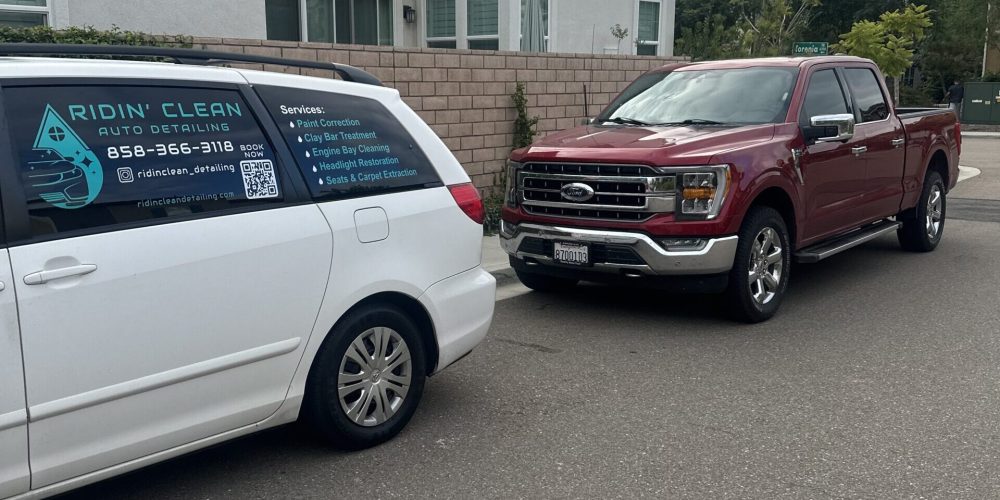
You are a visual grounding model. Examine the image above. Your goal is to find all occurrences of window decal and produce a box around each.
[29,105,104,209]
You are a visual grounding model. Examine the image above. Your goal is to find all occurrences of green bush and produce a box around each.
[899,85,934,107]
[0,25,191,48]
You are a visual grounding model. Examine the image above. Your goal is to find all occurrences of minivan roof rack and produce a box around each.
[0,43,384,86]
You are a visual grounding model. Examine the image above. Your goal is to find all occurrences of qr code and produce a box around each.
[240,160,279,199]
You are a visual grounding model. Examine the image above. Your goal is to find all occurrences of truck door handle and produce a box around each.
[891,138,905,148]
[851,146,868,156]
[23,264,97,285]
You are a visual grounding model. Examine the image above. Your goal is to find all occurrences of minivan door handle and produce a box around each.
[891,138,905,148]
[851,146,868,156]
[23,264,98,285]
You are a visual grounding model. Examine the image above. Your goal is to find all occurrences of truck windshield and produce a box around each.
[599,67,799,126]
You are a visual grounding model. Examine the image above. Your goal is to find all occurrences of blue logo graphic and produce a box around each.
[27,105,103,209]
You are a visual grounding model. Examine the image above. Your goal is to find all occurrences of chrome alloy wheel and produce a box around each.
[338,327,412,427]
[926,184,943,239]
[748,226,784,306]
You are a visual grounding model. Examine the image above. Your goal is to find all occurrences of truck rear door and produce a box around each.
[842,66,906,221]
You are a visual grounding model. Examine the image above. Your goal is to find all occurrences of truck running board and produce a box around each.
[794,220,901,263]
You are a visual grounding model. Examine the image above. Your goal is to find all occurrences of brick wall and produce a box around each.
[194,37,686,189]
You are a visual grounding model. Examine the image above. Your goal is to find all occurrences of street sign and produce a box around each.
[794,42,829,56]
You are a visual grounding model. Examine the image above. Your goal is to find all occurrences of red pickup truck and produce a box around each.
[500,56,960,322]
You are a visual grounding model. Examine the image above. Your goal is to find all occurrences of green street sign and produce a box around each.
[794,42,829,56]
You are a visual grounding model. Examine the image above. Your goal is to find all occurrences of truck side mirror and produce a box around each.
[580,117,597,126]
[804,114,855,143]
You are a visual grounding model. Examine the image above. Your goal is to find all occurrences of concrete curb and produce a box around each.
[962,131,1000,138]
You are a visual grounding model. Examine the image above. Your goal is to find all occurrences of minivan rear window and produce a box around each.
[3,85,285,238]
[254,85,441,199]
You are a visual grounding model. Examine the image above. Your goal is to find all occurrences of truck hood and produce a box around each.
[513,124,777,165]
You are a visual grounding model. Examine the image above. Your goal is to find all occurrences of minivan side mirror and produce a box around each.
[803,114,855,143]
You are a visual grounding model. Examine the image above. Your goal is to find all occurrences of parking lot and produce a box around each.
[65,138,1000,499]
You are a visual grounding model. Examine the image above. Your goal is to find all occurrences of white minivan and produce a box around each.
[0,45,495,499]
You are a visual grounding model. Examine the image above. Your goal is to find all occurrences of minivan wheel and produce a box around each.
[303,304,426,450]
[898,171,945,252]
[725,206,791,323]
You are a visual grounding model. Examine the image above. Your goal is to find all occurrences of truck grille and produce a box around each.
[517,163,676,222]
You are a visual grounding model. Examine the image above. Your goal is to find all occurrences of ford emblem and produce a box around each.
[561,182,595,202]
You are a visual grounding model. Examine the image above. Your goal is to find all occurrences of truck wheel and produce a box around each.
[898,171,945,252]
[302,303,426,450]
[514,269,578,293]
[726,206,791,323]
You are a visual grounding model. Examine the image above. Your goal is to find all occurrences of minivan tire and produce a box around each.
[725,206,792,323]
[302,303,426,450]
[898,170,946,253]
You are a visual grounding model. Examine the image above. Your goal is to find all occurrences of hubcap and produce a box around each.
[337,327,411,427]
[748,226,784,307]
[926,185,943,239]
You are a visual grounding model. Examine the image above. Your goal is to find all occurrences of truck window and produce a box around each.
[843,68,889,122]
[599,67,799,126]
[3,85,285,239]
[253,86,441,200]
[800,69,849,126]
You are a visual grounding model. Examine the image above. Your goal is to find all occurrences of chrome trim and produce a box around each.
[521,172,676,194]
[851,146,868,156]
[791,148,805,185]
[523,197,676,212]
[891,138,905,148]
[500,222,738,275]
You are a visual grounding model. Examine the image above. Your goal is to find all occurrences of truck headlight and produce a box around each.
[505,160,522,208]
[676,165,730,219]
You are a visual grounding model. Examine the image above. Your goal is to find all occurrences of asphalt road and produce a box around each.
[63,142,1000,499]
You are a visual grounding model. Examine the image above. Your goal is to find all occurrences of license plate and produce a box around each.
[553,242,590,266]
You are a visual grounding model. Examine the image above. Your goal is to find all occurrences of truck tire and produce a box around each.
[898,171,945,252]
[302,303,426,450]
[514,269,578,292]
[725,206,791,323]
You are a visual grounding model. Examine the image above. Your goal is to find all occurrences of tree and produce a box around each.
[732,0,822,56]
[920,0,990,99]
[833,4,933,104]
[675,14,745,60]
[610,24,629,54]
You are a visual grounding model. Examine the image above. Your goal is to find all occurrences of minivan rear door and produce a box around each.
[0,81,331,487]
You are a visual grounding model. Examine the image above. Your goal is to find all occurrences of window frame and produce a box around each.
[0,78,312,246]
[467,0,499,51]
[425,0,458,48]
[635,0,661,56]
[841,66,892,125]
[0,0,49,28]
[797,66,854,128]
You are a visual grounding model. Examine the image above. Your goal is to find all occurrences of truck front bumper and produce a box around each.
[499,222,739,276]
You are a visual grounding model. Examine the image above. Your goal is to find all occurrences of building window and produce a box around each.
[636,0,660,56]
[0,0,49,28]
[467,0,498,51]
[426,0,456,48]
[266,0,301,41]
[306,0,393,46]
[520,0,548,52]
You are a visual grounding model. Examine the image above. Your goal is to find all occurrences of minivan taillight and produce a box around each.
[448,183,484,225]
